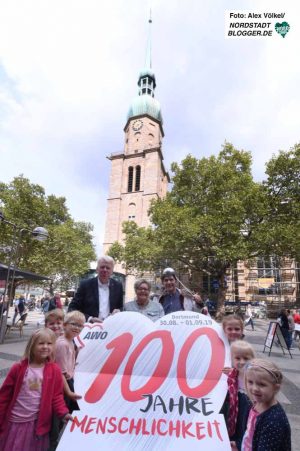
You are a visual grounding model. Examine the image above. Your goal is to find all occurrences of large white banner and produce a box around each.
[58,311,231,450]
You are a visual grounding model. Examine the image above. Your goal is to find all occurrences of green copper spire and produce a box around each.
[127,12,162,123]
[138,10,156,94]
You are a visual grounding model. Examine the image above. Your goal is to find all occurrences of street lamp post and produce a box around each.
[0,212,48,342]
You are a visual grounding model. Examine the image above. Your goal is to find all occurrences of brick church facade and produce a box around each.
[103,19,169,299]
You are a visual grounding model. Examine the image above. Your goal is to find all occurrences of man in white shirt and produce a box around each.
[245,304,255,330]
[68,256,123,322]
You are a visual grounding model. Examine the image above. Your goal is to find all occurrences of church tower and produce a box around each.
[103,16,169,297]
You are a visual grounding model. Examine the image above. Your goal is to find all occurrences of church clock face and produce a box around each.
[132,119,143,131]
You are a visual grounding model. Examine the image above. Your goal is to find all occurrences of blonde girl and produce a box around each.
[0,328,71,451]
[220,317,247,445]
[226,341,255,447]
[238,358,291,451]
[222,314,244,343]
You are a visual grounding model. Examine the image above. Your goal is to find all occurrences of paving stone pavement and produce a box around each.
[0,313,299,449]
[0,308,42,381]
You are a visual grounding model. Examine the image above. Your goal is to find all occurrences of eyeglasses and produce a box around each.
[68,322,84,329]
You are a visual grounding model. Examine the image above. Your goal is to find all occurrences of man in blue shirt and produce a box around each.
[159,268,188,314]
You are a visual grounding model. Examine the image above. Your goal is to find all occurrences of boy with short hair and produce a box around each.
[45,308,79,450]
[44,308,64,337]
[55,310,85,412]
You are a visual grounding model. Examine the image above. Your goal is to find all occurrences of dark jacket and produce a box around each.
[221,391,252,450]
[18,299,25,314]
[278,313,289,330]
[251,403,291,451]
[68,277,123,320]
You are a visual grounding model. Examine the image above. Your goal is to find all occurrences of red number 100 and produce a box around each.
[85,327,225,403]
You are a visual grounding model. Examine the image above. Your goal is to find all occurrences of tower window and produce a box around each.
[128,166,133,192]
[147,89,151,95]
[148,133,154,146]
[143,79,146,85]
[128,202,136,221]
[135,165,141,191]
[142,88,146,94]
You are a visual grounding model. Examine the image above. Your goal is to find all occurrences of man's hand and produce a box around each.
[193,293,202,304]
[89,317,103,323]
[111,309,120,315]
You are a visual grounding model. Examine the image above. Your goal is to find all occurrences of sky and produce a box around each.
[0,0,299,256]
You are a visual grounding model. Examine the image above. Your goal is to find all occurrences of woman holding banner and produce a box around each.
[124,279,164,322]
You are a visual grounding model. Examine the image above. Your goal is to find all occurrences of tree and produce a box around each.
[109,221,162,275]
[109,143,300,308]
[0,175,96,295]
[261,144,300,258]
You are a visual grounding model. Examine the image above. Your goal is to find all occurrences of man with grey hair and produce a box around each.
[68,256,123,323]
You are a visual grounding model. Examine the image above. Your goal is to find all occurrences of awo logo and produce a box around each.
[83,330,108,340]
[275,22,290,38]
[75,323,108,348]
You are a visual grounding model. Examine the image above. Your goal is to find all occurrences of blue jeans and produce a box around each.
[245,317,254,330]
[281,328,292,350]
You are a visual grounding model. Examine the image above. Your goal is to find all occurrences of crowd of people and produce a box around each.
[0,255,293,450]
[1,293,66,327]
[276,307,300,350]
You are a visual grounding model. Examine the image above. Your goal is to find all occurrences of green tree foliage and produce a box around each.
[109,222,162,275]
[0,175,96,293]
[109,143,300,307]
[261,144,300,258]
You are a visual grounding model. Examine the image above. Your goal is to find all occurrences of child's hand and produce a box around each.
[63,413,73,423]
[230,441,238,451]
[64,372,72,380]
[223,367,232,376]
[68,392,82,401]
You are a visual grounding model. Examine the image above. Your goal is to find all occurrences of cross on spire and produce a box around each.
[145,9,152,69]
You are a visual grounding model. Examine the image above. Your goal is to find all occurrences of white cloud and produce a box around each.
[0,0,299,255]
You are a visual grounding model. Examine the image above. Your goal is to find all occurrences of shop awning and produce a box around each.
[0,262,51,281]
